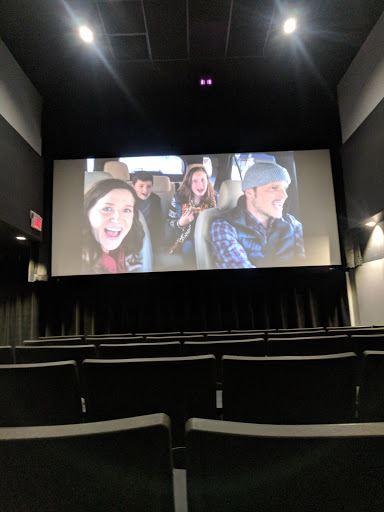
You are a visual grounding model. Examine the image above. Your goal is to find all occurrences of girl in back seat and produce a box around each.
[167,164,217,269]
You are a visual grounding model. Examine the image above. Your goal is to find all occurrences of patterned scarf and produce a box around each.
[98,246,126,273]
[168,197,216,254]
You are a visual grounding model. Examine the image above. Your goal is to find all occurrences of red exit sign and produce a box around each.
[30,211,43,232]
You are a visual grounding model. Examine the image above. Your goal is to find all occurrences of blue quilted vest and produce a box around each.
[221,196,299,267]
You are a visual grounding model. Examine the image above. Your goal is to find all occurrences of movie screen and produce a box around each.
[52,149,341,276]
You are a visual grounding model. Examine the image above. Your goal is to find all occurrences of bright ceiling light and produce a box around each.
[79,25,93,43]
[366,221,376,227]
[16,236,27,240]
[283,17,297,34]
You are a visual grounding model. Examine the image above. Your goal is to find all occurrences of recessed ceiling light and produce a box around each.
[283,17,297,34]
[79,25,93,43]
[16,236,27,240]
[366,221,376,227]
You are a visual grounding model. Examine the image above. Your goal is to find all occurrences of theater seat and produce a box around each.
[0,346,14,364]
[186,418,384,512]
[0,413,174,512]
[83,355,216,445]
[195,180,242,270]
[24,337,84,346]
[103,161,130,181]
[222,352,358,424]
[358,351,384,421]
[99,341,182,359]
[0,361,82,426]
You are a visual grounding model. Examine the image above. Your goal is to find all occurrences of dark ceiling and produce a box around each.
[0,1,383,255]
[0,0,384,158]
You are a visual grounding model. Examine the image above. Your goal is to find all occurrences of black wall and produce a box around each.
[342,97,384,227]
[0,114,44,240]
[42,75,342,159]
[0,74,352,342]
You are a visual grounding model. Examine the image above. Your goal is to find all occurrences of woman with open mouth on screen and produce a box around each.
[83,179,145,274]
[167,163,217,269]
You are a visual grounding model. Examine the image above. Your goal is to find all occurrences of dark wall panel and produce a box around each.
[0,114,44,240]
[342,97,384,227]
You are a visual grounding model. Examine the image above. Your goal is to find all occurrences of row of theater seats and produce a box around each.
[1,413,384,512]
[10,333,384,358]
[33,325,384,340]
[1,352,384,439]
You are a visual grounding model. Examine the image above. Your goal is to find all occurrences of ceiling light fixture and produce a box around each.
[366,221,376,227]
[79,25,93,43]
[283,17,297,34]
[16,236,27,241]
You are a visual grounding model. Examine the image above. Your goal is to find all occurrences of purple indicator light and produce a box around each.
[200,79,206,85]
[207,79,212,85]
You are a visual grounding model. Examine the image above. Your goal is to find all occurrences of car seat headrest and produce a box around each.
[104,161,130,181]
[218,180,243,209]
[153,175,171,193]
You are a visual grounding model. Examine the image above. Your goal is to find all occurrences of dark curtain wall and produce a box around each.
[0,247,38,346]
[34,268,349,338]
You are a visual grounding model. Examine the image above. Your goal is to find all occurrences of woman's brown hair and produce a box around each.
[82,179,144,273]
[177,164,215,205]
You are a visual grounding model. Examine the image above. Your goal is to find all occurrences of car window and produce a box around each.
[119,155,184,175]
[202,156,213,177]
[231,153,276,180]
[87,158,95,172]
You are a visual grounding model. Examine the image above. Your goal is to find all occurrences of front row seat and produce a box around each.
[194,180,242,270]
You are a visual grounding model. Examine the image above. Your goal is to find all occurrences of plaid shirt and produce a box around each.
[210,210,305,269]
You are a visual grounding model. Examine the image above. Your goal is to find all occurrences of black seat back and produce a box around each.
[186,418,384,512]
[99,342,181,359]
[15,345,97,393]
[0,346,14,364]
[222,353,358,424]
[137,331,181,337]
[267,335,351,356]
[83,355,216,445]
[0,413,174,512]
[268,330,327,338]
[86,336,144,345]
[206,332,266,341]
[0,361,82,426]
[351,334,384,357]
[184,339,266,382]
[359,351,384,421]
[146,335,204,343]
[24,337,84,346]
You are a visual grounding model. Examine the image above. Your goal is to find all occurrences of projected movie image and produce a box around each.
[82,152,302,274]
[52,149,341,276]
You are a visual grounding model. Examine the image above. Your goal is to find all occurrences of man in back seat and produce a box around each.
[210,162,305,269]
[132,171,163,249]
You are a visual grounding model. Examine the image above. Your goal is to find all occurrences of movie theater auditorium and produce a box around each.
[0,2,384,511]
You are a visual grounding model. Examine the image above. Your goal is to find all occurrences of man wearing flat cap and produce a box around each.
[210,161,305,268]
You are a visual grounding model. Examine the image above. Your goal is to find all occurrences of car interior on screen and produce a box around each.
[52,149,340,276]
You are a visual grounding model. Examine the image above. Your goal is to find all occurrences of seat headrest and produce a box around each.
[218,180,243,209]
[153,175,171,193]
[104,161,130,181]
[84,172,112,193]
